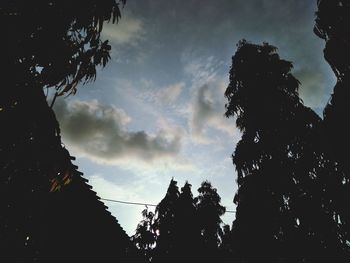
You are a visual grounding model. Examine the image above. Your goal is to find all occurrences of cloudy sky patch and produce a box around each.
[102,14,144,46]
[53,0,334,235]
[54,99,184,165]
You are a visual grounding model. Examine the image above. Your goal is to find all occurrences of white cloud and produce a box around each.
[132,80,185,106]
[89,174,140,201]
[158,82,185,103]
[102,15,144,45]
[183,55,222,87]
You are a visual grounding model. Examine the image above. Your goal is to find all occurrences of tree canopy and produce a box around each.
[0,1,138,262]
[314,0,350,251]
[225,40,345,263]
[132,179,228,263]
[1,0,125,97]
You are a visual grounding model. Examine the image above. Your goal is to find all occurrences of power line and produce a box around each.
[100,198,236,213]
[101,198,157,207]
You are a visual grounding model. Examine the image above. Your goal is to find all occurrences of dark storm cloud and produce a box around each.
[53,99,183,164]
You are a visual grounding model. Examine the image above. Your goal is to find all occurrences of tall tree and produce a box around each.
[132,208,156,262]
[0,1,134,262]
[219,224,234,263]
[225,40,344,263]
[195,181,226,263]
[314,0,350,253]
[314,0,350,170]
[173,181,201,262]
[133,179,229,263]
[152,179,180,263]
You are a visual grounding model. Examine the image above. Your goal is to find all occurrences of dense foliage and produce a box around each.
[0,1,134,262]
[225,40,346,263]
[132,179,229,263]
[1,0,125,97]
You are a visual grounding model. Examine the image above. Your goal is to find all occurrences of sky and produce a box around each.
[53,0,336,235]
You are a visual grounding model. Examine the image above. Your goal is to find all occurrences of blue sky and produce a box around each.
[53,0,335,235]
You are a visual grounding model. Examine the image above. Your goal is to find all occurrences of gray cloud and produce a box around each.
[190,84,216,140]
[158,82,184,103]
[294,67,336,110]
[54,99,183,164]
[181,54,236,144]
[189,81,236,144]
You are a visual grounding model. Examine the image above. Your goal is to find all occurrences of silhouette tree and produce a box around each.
[219,224,234,263]
[195,181,226,263]
[133,179,229,263]
[173,181,201,263]
[0,1,140,262]
[314,0,350,170]
[314,0,350,254]
[132,208,156,262]
[225,40,344,263]
[152,179,180,263]
[314,0,350,79]
[2,0,125,98]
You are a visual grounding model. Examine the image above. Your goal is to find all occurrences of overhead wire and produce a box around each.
[100,198,236,213]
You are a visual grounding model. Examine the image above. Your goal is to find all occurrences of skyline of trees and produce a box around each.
[132,179,229,263]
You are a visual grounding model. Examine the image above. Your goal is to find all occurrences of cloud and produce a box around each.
[158,82,184,103]
[189,80,236,144]
[102,15,144,46]
[89,174,139,201]
[53,99,184,165]
[294,67,336,109]
[183,55,223,87]
[182,55,237,144]
[191,84,216,137]
[119,0,332,113]
[132,80,185,106]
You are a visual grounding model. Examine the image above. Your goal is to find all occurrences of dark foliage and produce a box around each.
[314,0,350,171]
[133,179,227,263]
[225,40,346,263]
[0,1,143,262]
[314,0,350,79]
[219,224,234,263]
[314,0,350,251]
[173,182,201,262]
[152,179,180,263]
[1,0,125,97]
[195,180,226,263]
[132,208,156,262]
